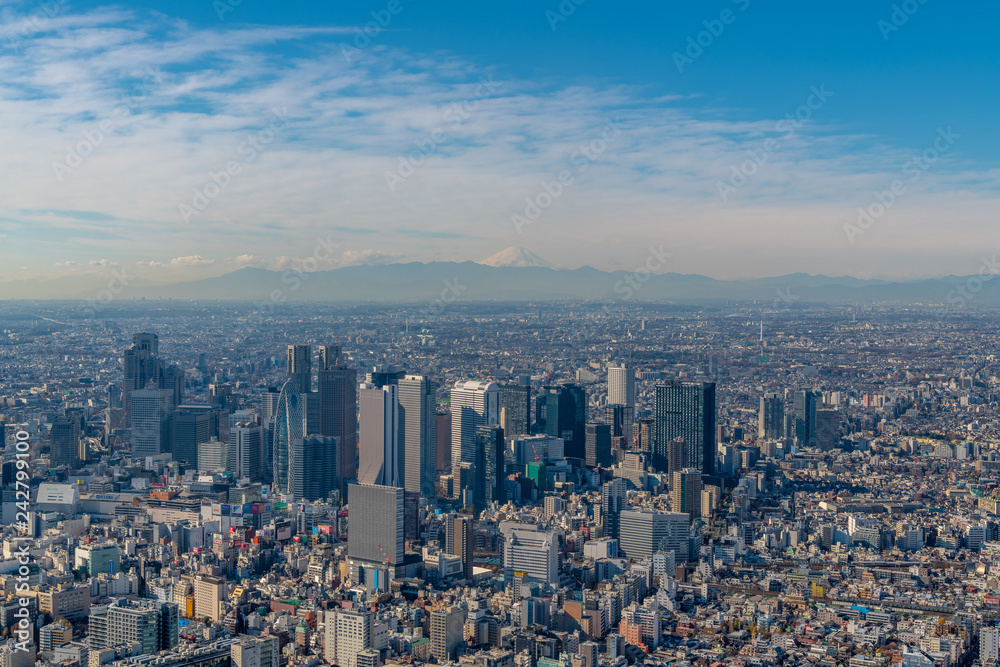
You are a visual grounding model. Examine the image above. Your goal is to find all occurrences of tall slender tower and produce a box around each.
[758,392,784,440]
[272,379,303,497]
[358,383,400,487]
[399,374,436,497]
[319,363,358,492]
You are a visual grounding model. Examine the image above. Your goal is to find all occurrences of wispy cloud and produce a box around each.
[0,3,997,282]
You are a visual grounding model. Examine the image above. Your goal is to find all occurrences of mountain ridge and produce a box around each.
[1,261,995,305]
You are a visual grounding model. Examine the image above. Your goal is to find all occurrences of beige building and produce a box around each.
[194,575,226,622]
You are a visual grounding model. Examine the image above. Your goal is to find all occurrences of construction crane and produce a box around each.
[377,543,391,566]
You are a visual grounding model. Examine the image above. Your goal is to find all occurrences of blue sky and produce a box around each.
[1,0,998,287]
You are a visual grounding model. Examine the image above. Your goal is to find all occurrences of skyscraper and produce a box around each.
[793,389,818,447]
[541,384,587,460]
[499,383,530,437]
[286,345,311,394]
[301,435,338,501]
[758,392,784,440]
[318,364,357,492]
[231,421,262,481]
[169,409,210,467]
[435,412,451,472]
[130,389,171,459]
[123,333,165,427]
[474,425,505,510]
[601,478,627,542]
[815,408,841,451]
[445,514,473,580]
[653,381,716,476]
[399,374,436,497]
[450,380,500,468]
[358,383,400,487]
[671,468,702,520]
[272,380,303,497]
[585,423,612,468]
[50,413,81,468]
[607,363,635,432]
[347,483,404,590]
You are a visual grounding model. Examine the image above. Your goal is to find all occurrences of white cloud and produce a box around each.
[0,4,996,281]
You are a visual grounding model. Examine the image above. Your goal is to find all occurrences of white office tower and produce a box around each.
[130,389,171,458]
[359,383,400,487]
[501,523,559,585]
[608,364,635,407]
[608,363,635,431]
[330,608,372,667]
[231,422,262,482]
[450,380,500,468]
[983,626,1000,665]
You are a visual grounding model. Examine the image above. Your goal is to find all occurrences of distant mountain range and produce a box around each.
[2,254,997,306]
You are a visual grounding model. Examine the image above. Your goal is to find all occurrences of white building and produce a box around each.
[450,380,500,467]
[358,383,399,487]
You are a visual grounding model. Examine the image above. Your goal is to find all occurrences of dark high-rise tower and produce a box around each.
[585,423,612,468]
[50,413,82,468]
[793,389,818,448]
[758,392,784,440]
[653,381,716,476]
[474,425,504,510]
[287,345,312,394]
[499,383,530,437]
[601,478,627,542]
[446,514,474,580]
[319,364,358,492]
[123,333,164,427]
[541,384,587,460]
